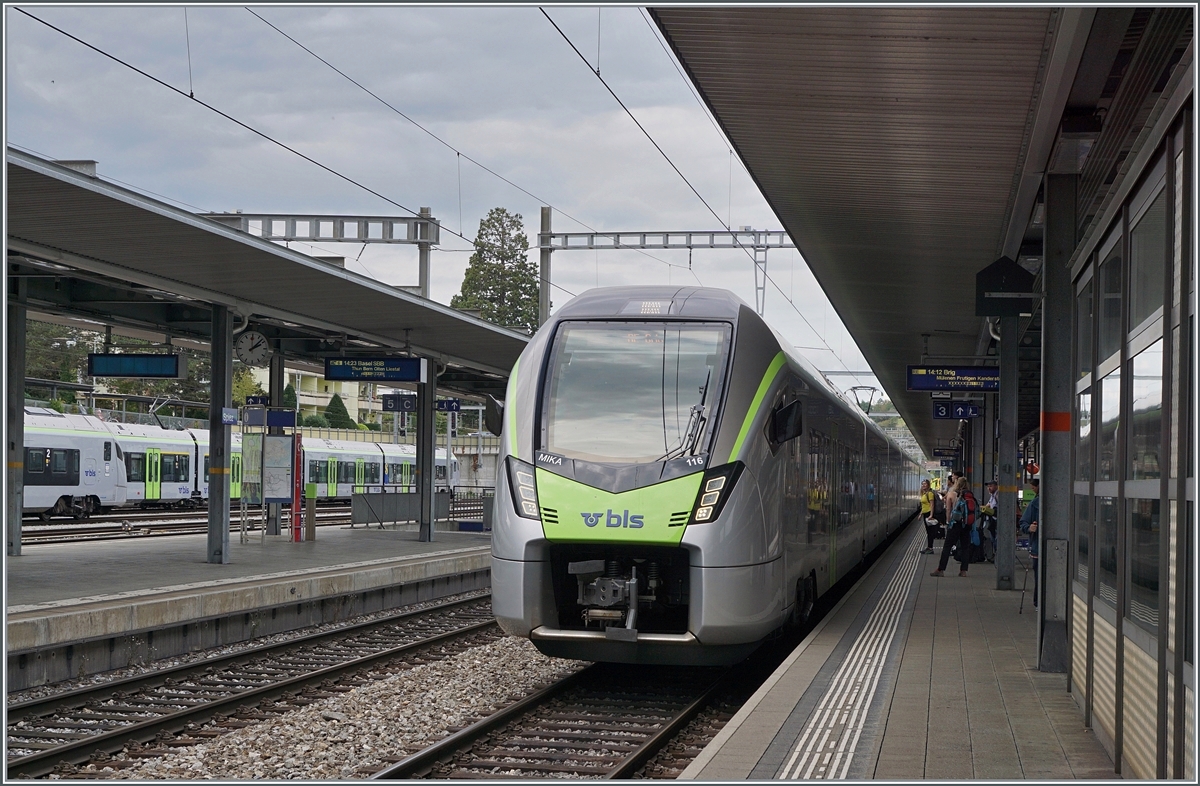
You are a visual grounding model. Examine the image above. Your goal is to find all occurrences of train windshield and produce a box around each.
[542,322,731,464]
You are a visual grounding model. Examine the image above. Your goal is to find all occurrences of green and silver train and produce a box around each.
[492,287,921,665]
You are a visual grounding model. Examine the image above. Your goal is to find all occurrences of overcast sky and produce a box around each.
[6,5,882,397]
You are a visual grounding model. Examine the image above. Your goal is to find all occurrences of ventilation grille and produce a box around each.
[541,507,559,524]
[669,511,691,527]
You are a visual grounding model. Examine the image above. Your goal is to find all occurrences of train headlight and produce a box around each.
[689,462,743,524]
[506,457,541,520]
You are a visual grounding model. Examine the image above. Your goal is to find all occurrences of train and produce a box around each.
[22,408,459,519]
[491,287,921,665]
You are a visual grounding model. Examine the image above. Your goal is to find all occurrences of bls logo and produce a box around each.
[581,510,644,528]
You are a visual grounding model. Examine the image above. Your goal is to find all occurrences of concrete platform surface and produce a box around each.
[6,527,490,654]
[683,525,1117,780]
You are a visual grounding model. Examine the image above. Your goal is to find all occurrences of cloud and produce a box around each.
[6,5,875,390]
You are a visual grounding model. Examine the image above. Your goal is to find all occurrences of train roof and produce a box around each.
[24,409,113,433]
[552,286,747,321]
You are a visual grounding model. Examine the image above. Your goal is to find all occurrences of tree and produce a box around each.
[451,207,540,334]
[231,364,266,406]
[302,413,330,428]
[324,393,356,429]
[282,383,298,411]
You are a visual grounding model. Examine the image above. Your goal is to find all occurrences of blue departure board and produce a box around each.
[88,354,185,379]
[325,357,426,382]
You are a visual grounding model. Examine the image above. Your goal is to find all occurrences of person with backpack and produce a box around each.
[931,477,978,577]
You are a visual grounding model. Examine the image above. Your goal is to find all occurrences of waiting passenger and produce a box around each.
[919,480,937,554]
[931,477,977,578]
[1020,478,1040,607]
[979,479,999,562]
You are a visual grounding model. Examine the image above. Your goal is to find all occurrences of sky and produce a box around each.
[5,5,882,398]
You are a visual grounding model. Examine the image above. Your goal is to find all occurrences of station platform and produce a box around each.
[682,524,1117,780]
[6,527,491,690]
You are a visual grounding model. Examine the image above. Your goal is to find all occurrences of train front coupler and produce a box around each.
[568,559,644,641]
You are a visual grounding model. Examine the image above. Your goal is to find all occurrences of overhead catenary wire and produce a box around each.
[244,7,694,281]
[543,7,862,385]
[14,6,578,299]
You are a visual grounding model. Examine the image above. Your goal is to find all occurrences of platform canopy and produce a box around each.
[6,148,528,397]
[652,7,1191,454]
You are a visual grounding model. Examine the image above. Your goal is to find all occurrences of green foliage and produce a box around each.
[46,399,65,413]
[302,413,330,428]
[231,364,266,406]
[282,383,298,411]
[450,207,540,334]
[362,421,382,431]
[324,393,356,429]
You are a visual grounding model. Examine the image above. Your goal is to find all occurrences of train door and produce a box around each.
[402,460,413,489]
[145,448,162,500]
[230,454,243,499]
[327,457,337,498]
[354,458,365,493]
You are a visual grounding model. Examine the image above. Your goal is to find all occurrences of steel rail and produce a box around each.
[6,596,494,779]
[370,668,592,779]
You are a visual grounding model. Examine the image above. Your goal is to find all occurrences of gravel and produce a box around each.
[7,590,490,706]
[86,636,587,780]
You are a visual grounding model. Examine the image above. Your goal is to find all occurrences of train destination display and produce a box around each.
[906,365,999,391]
[325,357,426,382]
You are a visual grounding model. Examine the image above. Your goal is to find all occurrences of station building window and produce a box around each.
[1098,245,1123,362]
[1077,279,1093,379]
[1129,188,1167,335]
[1098,370,1121,482]
[1077,389,1092,481]
[1076,495,1090,584]
[1129,340,1163,480]
[1096,496,1118,607]
[1127,498,1160,632]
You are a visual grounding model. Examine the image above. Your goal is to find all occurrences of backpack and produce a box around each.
[953,491,978,528]
[933,492,946,517]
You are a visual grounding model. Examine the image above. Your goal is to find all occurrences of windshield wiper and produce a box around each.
[656,367,713,463]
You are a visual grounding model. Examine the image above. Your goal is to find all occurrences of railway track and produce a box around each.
[370,663,733,780]
[5,595,497,779]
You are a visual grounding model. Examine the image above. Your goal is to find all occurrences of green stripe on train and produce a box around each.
[726,351,787,463]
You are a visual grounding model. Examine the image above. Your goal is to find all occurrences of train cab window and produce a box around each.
[104,441,112,462]
[125,453,146,482]
[114,443,123,460]
[541,322,732,464]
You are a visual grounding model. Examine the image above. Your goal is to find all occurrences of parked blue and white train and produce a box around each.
[22,408,458,519]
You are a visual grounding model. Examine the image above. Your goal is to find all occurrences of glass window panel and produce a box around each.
[1099,245,1123,362]
[1096,496,1118,607]
[1076,390,1092,481]
[1098,370,1121,481]
[25,448,45,474]
[1129,340,1163,479]
[1077,279,1093,379]
[1129,189,1166,331]
[1076,495,1090,583]
[125,453,145,482]
[50,450,69,474]
[1127,498,1160,632]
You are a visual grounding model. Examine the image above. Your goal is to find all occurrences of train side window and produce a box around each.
[25,448,47,474]
[436,465,447,480]
[104,441,112,461]
[126,453,146,482]
[51,449,69,474]
[204,456,210,482]
[771,400,804,445]
[365,463,381,483]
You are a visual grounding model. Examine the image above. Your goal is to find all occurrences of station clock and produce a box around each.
[234,330,271,367]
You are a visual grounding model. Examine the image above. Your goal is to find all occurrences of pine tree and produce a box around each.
[451,207,540,334]
[324,393,356,429]
[282,383,298,411]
